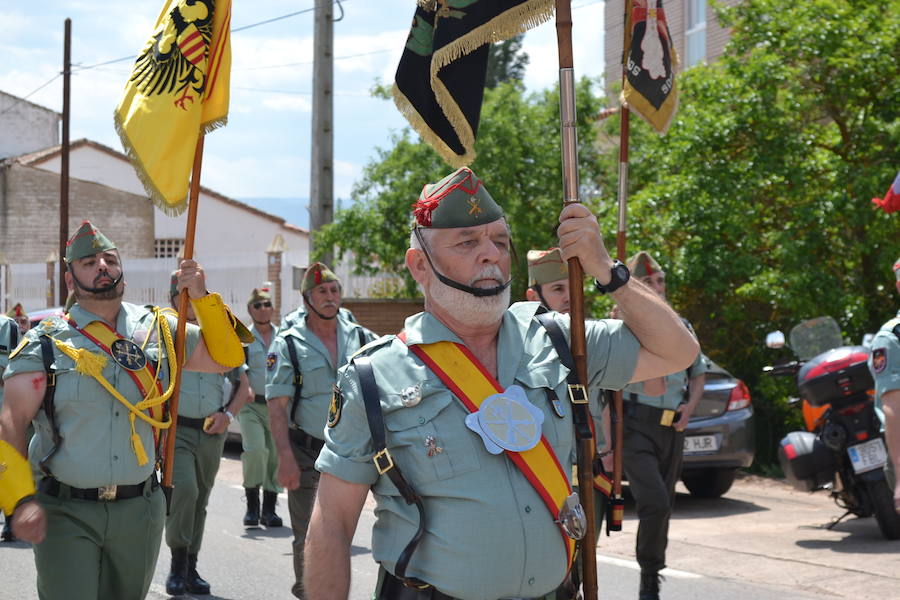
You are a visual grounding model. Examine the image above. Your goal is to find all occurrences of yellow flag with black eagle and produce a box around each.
[114,0,231,215]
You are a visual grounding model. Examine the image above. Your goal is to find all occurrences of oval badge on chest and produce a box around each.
[111,339,148,371]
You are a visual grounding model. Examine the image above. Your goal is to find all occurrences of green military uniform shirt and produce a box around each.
[0,314,17,408]
[316,302,640,600]
[622,319,706,410]
[178,366,245,419]
[267,312,375,440]
[245,323,274,397]
[3,302,201,488]
[867,309,900,429]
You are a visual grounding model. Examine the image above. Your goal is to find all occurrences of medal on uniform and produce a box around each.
[400,382,423,407]
[110,338,147,371]
[327,384,344,428]
[464,385,544,455]
[424,435,443,457]
[556,492,587,540]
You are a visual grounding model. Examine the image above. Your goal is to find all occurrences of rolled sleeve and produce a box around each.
[316,366,380,486]
[3,333,44,380]
[265,336,297,400]
[584,318,640,391]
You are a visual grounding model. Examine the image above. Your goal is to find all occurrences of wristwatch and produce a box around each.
[594,260,630,295]
[219,406,235,424]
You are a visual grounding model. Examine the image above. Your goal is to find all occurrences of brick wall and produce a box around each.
[0,164,154,263]
[343,298,424,337]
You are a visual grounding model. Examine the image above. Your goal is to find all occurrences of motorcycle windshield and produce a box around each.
[789,316,844,360]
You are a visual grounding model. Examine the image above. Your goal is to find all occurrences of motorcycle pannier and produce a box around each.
[778,431,834,492]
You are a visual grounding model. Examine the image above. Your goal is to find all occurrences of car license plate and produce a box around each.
[847,438,887,474]
[684,435,719,454]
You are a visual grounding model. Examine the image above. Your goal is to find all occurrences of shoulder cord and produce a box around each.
[355,356,427,586]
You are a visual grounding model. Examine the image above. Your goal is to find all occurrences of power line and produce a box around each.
[0,74,62,117]
[235,47,393,72]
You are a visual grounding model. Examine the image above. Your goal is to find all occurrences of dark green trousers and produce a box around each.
[239,402,280,492]
[165,425,226,553]
[34,480,163,600]
[288,433,322,600]
[622,415,684,574]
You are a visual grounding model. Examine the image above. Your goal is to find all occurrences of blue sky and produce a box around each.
[0,0,605,229]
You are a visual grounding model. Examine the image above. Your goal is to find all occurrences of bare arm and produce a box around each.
[675,373,706,432]
[229,372,251,415]
[557,203,699,382]
[0,371,47,543]
[881,390,900,512]
[304,473,369,600]
[268,395,301,489]
[203,372,250,435]
[184,339,230,374]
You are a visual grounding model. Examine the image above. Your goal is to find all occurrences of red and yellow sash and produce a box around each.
[68,316,167,451]
[400,334,576,568]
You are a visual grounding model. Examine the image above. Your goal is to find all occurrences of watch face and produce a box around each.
[613,264,629,281]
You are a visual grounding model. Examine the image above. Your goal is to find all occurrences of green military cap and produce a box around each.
[627,250,663,278]
[7,303,26,319]
[301,262,340,294]
[65,220,116,263]
[527,248,568,287]
[413,167,503,229]
[247,287,272,306]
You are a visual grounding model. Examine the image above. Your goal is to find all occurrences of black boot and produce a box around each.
[165,548,188,596]
[260,490,283,527]
[186,553,211,595]
[244,487,260,527]
[639,571,661,600]
[1,517,15,542]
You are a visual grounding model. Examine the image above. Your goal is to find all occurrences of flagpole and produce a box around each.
[555,2,598,599]
[611,104,629,516]
[161,134,205,513]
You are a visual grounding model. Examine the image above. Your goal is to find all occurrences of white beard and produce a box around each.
[428,264,510,327]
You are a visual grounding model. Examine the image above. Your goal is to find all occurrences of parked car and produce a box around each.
[680,359,755,498]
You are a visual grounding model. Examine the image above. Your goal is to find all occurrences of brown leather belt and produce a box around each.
[624,400,679,427]
[254,394,267,404]
[39,475,157,502]
[378,570,541,600]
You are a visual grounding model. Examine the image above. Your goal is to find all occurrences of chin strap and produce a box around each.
[413,228,512,298]
[304,295,337,320]
[71,270,124,294]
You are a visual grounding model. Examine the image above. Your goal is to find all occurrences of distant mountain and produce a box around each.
[238,197,309,229]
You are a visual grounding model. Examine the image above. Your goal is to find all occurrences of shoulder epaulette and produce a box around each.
[37,316,66,335]
[351,335,394,360]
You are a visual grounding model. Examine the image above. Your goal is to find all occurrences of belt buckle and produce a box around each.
[659,409,675,427]
[98,485,117,501]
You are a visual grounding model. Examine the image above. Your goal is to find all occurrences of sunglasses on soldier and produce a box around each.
[252,301,272,309]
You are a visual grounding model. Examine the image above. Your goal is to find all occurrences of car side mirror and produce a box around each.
[766,331,785,349]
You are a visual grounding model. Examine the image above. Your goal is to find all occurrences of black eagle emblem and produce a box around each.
[130,0,216,110]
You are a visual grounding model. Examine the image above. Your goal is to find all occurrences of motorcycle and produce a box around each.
[764,316,900,540]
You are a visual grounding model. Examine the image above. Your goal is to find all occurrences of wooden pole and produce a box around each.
[58,18,71,307]
[309,0,334,265]
[161,135,205,512]
[555,2,597,599]
[612,105,630,506]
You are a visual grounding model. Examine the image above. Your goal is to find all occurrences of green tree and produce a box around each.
[314,77,609,301]
[596,0,900,467]
[485,35,529,88]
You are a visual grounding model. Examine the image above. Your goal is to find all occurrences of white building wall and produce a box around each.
[0,91,60,159]
[31,145,309,268]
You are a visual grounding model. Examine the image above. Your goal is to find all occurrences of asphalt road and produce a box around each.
[2,445,898,600]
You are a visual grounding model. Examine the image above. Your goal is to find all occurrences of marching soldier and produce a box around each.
[267,263,376,599]
[8,303,30,335]
[620,251,706,600]
[238,287,284,529]
[0,221,250,600]
[163,273,251,596]
[866,256,900,513]
[1,312,21,541]
[303,167,698,600]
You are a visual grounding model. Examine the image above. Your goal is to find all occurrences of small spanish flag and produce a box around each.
[114,0,232,215]
[620,0,678,134]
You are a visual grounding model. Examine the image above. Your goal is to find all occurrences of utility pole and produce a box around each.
[59,18,71,307]
[309,0,334,265]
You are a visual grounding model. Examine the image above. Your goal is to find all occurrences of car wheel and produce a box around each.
[681,467,736,498]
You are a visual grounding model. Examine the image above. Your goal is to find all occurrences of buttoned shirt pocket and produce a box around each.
[383,382,481,484]
[514,362,570,448]
[299,352,334,398]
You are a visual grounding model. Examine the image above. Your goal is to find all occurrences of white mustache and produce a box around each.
[468,265,504,286]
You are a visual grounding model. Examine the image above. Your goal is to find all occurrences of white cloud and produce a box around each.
[334,159,359,198]
[202,152,309,198]
[262,94,312,112]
